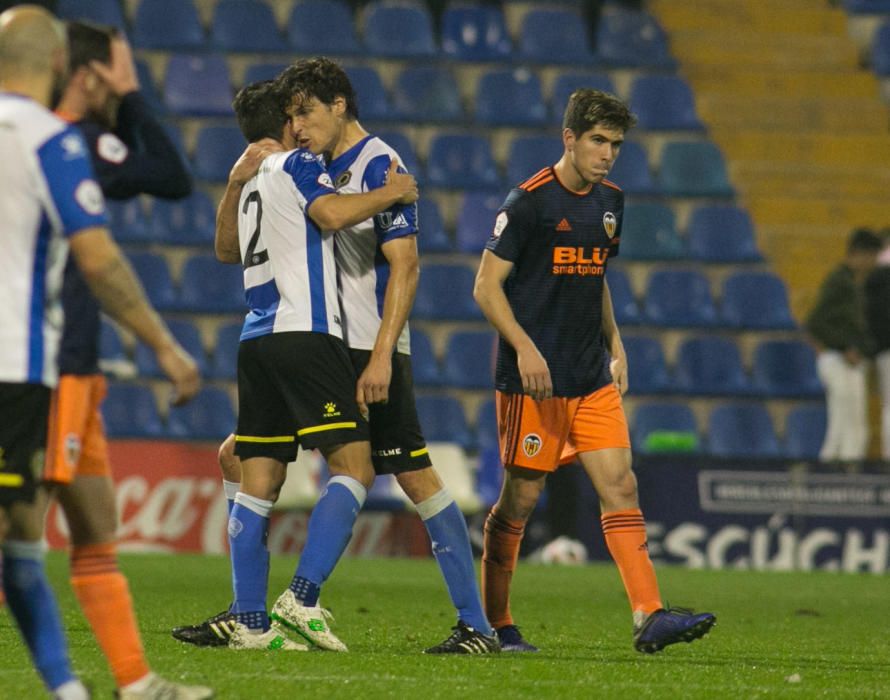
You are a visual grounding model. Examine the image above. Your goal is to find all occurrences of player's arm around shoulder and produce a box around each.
[309,159,417,231]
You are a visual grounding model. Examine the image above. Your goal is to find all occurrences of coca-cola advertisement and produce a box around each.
[45,440,429,557]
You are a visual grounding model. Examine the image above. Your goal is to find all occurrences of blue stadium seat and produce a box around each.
[658,142,734,198]
[606,266,640,325]
[415,395,474,450]
[243,61,288,85]
[519,8,595,64]
[623,335,672,394]
[416,198,452,253]
[455,192,502,254]
[150,191,216,246]
[107,199,152,245]
[413,264,481,320]
[102,384,164,438]
[344,66,393,122]
[550,71,616,124]
[135,319,207,378]
[476,399,498,454]
[132,0,205,50]
[375,131,421,180]
[751,340,822,399]
[193,126,246,183]
[845,0,890,12]
[506,135,562,186]
[363,2,436,58]
[784,404,827,460]
[211,321,242,380]
[632,402,699,454]
[475,399,502,506]
[441,5,511,61]
[687,205,762,263]
[58,0,125,28]
[707,402,781,458]
[629,75,703,131]
[442,331,497,389]
[164,54,233,117]
[99,320,128,365]
[126,252,176,310]
[212,0,286,52]
[674,336,750,396]
[606,141,656,195]
[475,68,547,127]
[720,272,796,330]
[426,134,499,190]
[393,66,463,124]
[643,269,718,327]
[410,329,442,387]
[872,21,890,75]
[135,60,166,115]
[178,254,244,314]
[618,203,684,260]
[595,9,675,68]
[288,0,360,55]
[167,387,236,441]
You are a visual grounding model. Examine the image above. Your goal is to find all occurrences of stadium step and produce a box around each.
[683,69,878,99]
[712,131,890,167]
[655,4,847,36]
[730,162,890,201]
[668,32,860,70]
[697,95,888,132]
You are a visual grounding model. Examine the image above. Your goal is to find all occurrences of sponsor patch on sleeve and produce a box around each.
[493,211,508,238]
[97,133,128,164]
[74,179,105,215]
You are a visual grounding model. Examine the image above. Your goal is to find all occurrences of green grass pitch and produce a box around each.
[0,553,887,698]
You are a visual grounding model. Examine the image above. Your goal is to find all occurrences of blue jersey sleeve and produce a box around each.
[362,154,418,244]
[485,189,535,263]
[283,149,336,208]
[37,126,107,236]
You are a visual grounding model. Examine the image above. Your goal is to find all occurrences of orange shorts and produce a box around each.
[496,383,631,472]
[44,374,111,483]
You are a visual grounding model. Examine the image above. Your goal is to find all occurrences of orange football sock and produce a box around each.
[70,543,150,688]
[482,509,525,629]
[601,509,663,615]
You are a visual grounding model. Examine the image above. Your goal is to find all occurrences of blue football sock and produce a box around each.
[292,475,367,606]
[2,540,77,691]
[229,493,273,631]
[418,490,493,635]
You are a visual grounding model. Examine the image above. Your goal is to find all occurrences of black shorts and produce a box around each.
[350,349,431,475]
[0,383,50,506]
[235,332,369,462]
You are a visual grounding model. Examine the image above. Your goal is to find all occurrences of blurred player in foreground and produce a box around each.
[473,88,716,653]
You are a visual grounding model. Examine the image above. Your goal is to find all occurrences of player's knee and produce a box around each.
[218,434,241,482]
[396,467,442,504]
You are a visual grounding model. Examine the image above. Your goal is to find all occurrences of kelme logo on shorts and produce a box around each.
[522,434,542,458]
[324,402,341,418]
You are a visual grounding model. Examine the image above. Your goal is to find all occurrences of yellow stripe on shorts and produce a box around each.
[0,473,25,487]
[410,447,429,458]
[297,421,357,436]
[235,435,295,443]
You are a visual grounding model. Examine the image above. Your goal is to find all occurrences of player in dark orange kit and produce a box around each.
[473,88,716,654]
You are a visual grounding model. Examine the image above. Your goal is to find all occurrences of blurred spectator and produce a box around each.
[806,228,883,464]
[866,228,890,461]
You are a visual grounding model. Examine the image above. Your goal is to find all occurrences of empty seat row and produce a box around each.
[632,402,827,460]
[608,268,796,330]
[623,336,820,398]
[126,252,243,314]
[60,0,674,68]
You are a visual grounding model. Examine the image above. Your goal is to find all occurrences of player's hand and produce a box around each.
[384,158,418,205]
[156,342,201,406]
[356,353,392,413]
[229,139,283,187]
[843,347,863,366]
[610,350,629,395]
[90,36,139,97]
[517,343,552,401]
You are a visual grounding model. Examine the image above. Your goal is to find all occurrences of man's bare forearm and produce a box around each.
[373,256,418,359]
[215,181,242,264]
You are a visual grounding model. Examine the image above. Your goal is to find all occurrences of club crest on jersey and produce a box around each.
[64,433,82,467]
[522,433,543,458]
[335,170,352,188]
[493,211,508,238]
[603,212,617,239]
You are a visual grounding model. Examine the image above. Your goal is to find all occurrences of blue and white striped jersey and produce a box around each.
[238,148,340,340]
[327,136,418,354]
[0,94,107,387]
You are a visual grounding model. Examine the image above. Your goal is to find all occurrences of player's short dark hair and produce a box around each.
[232,80,287,143]
[563,89,637,136]
[66,20,115,72]
[847,227,883,253]
[275,57,358,120]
